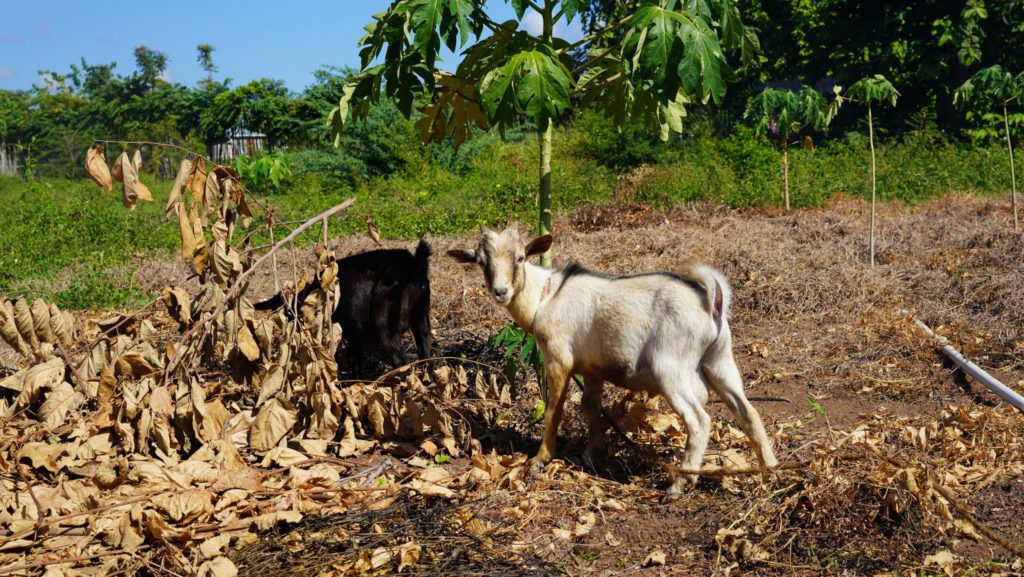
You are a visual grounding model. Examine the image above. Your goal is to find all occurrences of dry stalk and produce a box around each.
[162,198,355,382]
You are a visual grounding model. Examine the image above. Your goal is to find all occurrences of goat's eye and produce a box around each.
[515,255,525,264]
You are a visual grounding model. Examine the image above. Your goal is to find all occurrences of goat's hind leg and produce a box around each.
[701,333,778,469]
[660,368,712,497]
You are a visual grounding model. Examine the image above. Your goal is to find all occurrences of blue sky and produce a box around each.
[0,1,583,92]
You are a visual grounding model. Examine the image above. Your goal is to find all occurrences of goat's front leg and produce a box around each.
[529,354,572,471]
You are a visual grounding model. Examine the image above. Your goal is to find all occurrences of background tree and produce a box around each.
[744,86,840,210]
[196,44,218,84]
[330,0,756,265]
[133,46,169,90]
[955,65,1024,232]
[845,75,900,266]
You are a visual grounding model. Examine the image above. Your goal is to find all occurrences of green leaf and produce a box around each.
[847,74,900,108]
[510,0,529,19]
[481,45,572,128]
[532,400,546,424]
[676,10,725,103]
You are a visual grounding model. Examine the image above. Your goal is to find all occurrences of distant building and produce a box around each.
[211,122,266,163]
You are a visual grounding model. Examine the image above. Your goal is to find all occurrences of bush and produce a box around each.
[232,151,293,194]
[571,110,663,170]
[288,149,365,189]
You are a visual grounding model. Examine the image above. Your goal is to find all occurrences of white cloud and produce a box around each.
[519,9,585,43]
[159,69,174,83]
[556,18,584,44]
[521,10,543,35]
[0,68,13,81]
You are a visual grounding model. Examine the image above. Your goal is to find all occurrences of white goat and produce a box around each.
[448,227,777,496]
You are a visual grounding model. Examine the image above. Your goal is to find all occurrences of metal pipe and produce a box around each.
[901,310,1024,413]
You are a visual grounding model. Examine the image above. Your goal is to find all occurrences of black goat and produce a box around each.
[255,240,432,370]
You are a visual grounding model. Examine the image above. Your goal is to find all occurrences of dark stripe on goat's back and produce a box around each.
[561,262,705,294]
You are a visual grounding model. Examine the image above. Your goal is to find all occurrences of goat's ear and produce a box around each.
[525,235,553,258]
[446,248,478,264]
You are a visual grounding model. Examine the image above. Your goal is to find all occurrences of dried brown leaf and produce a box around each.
[249,397,298,452]
[166,158,191,218]
[198,557,238,577]
[85,144,112,190]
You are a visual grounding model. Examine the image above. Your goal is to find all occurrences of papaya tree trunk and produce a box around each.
[1004,103,1020,233]
[869,103,877,266]
[538,118,553,266]
[536,0,554,267]
[781,142,790,211]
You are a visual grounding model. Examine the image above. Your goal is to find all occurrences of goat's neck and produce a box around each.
[505,262,553,332]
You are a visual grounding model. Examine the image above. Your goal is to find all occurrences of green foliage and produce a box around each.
[334,0,754,143]
[571,110,663,169]
[954,65,1024,142]
[490,322,545,393]
[232,151,293,194]
[846,75,900,108]
[287,150,365,189]
[745,86,842,145]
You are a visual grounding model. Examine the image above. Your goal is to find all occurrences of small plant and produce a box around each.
[490,322,546,421]
[574,549,597,567]
[231,151,293,194]
[745,86,842,210]
[955,65,1024,232]
[433,453,451,465]
[844,74,900,266]
[804,397,827,424]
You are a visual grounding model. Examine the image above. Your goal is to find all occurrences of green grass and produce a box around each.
[0,131,1015,311]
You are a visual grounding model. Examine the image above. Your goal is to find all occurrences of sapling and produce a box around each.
[745,86,841,210]
[845,75,900,266]
[955,65,1024,233]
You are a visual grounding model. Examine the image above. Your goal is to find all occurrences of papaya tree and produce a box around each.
[955,65,1024,233]
[845,75,899,266]
[744,86,841,211]
[330,0,758,265]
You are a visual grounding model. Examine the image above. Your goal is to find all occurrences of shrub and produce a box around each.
[232,151,293,194]
[288,149,365,189]
[571,110,663,170]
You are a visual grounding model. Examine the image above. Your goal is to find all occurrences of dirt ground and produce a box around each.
[3,194,1023,576]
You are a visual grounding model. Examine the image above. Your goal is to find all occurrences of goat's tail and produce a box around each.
[679,262,732,333]
[414,238,432,279]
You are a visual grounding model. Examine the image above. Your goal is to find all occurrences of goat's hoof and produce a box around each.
[527,457,549,476]
[665,475,698,501]
[581,450,605,472]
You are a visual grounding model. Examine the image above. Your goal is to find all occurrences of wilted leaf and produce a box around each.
[642,550,666,567]
[39,381,81,430]
[198,557,238,577]
[114,151,152,209]
[397,542,421,572]
[0,299,31,357]
[166,158,191,218]
[85,144,112,190]
[188,156,209,203]
[235,323,260,362]
[17,441,68,473]
[250,397,298,452]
